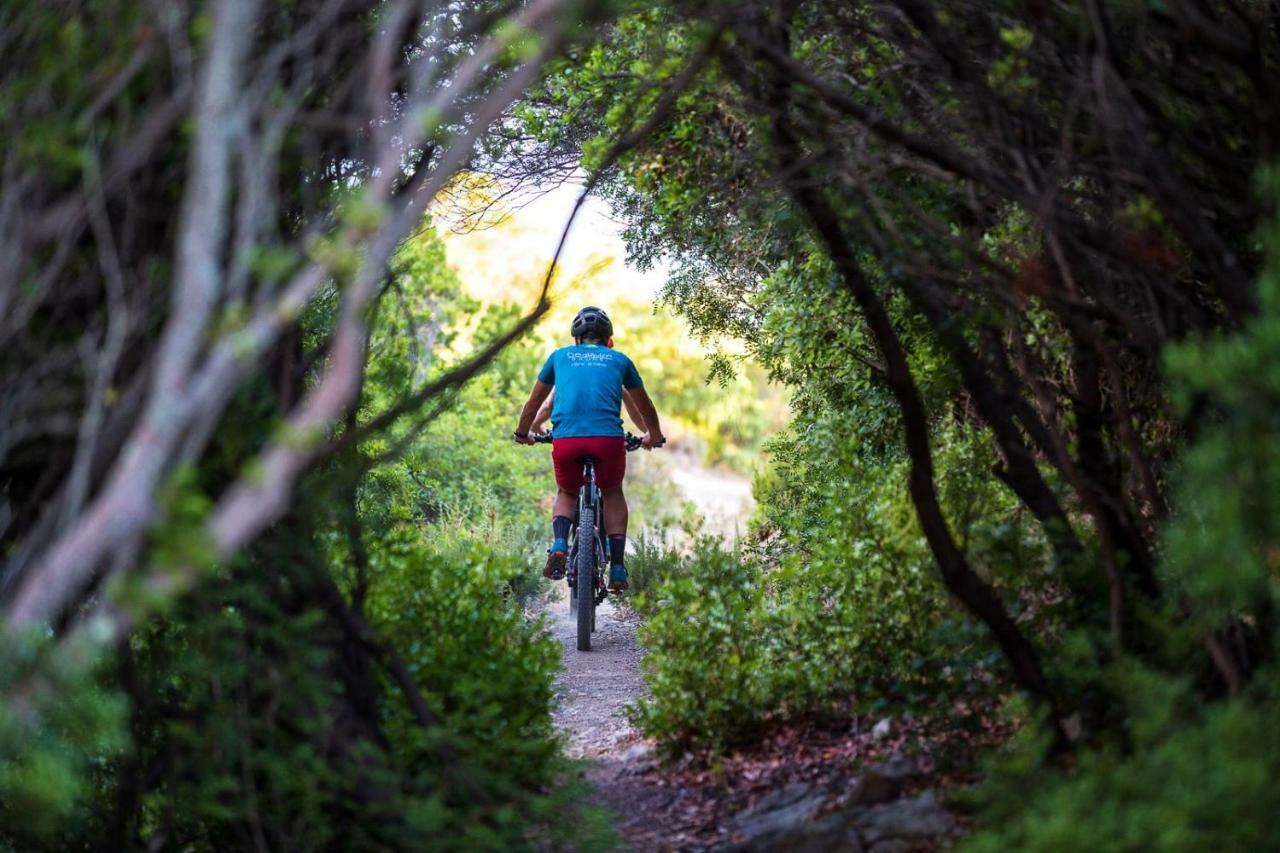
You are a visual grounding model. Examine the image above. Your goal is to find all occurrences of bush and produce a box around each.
[0,639,126,849]
[966,177,1280,851]
[966,667,1280,852]
[619,513,718,614]
[0,535,611,852]
[629,541,774,753]
[367,536,612,850]
[629,409,1044,755]
[619,529,688,614]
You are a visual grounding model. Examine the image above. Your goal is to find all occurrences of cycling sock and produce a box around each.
[608,534,627,566]
[551,516,572,553]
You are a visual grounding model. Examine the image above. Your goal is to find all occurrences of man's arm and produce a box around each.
[514,380,552,444]
[621,388,645,433]
[532,388,555,434]
[626,386,665,448]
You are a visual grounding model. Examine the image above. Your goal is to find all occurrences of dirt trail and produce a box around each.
[545,451,752,759]
[665,449,754,539]
[545,584,646,759]
[539,454,754,850]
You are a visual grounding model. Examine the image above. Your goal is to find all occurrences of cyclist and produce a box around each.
[513,306,665,591]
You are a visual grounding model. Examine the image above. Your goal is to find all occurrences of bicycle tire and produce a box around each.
[575,507,595,651]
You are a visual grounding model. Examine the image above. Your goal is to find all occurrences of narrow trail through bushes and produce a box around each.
[543,451,751,762]
[546,588,647,760]
[537,453,758,849]
[542,577,966,851]
[541,545,720,851]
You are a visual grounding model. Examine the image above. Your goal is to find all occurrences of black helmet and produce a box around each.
[571,306,613,341]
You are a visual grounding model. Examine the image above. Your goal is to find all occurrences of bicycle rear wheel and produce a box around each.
[575,507,595,651]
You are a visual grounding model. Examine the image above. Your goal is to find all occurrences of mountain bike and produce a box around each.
[532,432,644,651]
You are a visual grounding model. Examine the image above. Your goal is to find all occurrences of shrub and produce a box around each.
[965,667,1280,853]
[966,177,1280,851]
[629,541,774,753]
[630,413,1040,755]
[619,516,719,614]
[0,639,126,849]
[0,524,610,852]
[368,536,613,850]
[619,528,688,613]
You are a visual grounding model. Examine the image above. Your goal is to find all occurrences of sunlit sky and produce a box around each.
[436,179,690,350]
[434,179,778,486]
[467,181,671,298]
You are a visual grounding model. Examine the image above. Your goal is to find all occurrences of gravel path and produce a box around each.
[540,455,754,849]
[545,583,647,759]
[664,451,753,539]
[542,584,674,851]
[544,452,752,761]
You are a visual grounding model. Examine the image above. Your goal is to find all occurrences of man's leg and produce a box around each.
[602,485,629,590]
[546,438,584,580]
[601,486,628,539]
[553,488,578,519]
[545,488,577,579]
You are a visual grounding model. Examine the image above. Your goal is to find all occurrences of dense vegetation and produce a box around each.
[0,2,619,847]
[5,0,1280,850]
[0,213,614,847]
[521,1,1280,848]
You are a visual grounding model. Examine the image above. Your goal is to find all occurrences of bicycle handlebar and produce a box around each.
[522,432,660,451]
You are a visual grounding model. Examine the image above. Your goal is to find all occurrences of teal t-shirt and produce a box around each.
[537,344,644,438]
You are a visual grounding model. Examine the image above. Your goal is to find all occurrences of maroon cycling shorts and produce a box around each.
[551,436,627,491]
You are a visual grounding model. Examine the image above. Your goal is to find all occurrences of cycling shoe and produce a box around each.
[544,550,567,580]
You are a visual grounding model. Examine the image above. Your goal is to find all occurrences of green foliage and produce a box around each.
[613,133,1046,749]
[365,538,617,850]
[622,525,699,611]
[1,1,148,184]
[21,1,1280,847]
[1160,177,1280,626]
[965,177,1280,852]
[108,520,608,851]
[629,539,773,753]
[126,556,357,850]
[370,540,558,748]
[0,221,621,850]
[0,640,126,848]
[528,4,1280,850]
[966,667,1280,853]
[631,414,1035,755]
